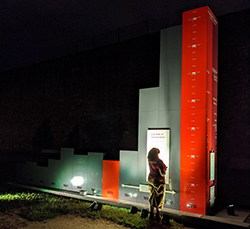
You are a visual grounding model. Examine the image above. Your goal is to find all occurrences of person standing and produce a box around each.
[147,147,167,221]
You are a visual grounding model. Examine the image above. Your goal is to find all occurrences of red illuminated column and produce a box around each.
[180,6,218,214]
[102,160,120,199]
[206,8,218,211]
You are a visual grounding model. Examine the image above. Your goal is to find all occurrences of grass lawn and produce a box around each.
[0,184,193,229]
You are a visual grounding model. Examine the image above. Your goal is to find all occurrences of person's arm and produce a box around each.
[159,168,165,177]
[158,160,167,176]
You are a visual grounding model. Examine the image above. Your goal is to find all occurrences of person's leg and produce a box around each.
[149,205,154,220]
[155,208,161,221]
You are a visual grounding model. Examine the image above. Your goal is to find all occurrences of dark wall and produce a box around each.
[0,33,160,160]
[217,9,250,207]
[0,9,249,207]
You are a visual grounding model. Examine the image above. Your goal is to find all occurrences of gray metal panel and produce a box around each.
[136,25,182,209]
[34,166,49,186]
[158,25,182,210]
[164,192,180,210]
[48,159,62,189]
[119,150,138,202]
[138,111,159,183]
[59,148,74,190]
[137,190,149,205]
[159,25,182,111]
[119,187,139,203]
[87,152,104,195]
[139,87,159,112]
[119,150,138,184]
[159,110,180,191]
[72,155,88,192]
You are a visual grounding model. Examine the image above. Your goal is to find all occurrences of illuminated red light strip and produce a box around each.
[180,6,218,214]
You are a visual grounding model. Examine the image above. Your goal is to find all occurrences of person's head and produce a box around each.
[147,147,160,162]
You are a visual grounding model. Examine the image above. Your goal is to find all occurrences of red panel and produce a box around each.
[102,160,119,199]
[206,7,218,213]
[211,9,218,199]
[180,6,218,214]
[180,109,207,214]
[206,7,214,210]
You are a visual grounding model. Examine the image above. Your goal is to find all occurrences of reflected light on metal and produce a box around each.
[79,190,87,196]
[71,176,84,186]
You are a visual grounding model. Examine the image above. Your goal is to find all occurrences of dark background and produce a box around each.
[0,1,249,209]
[1,0,250,73]
[0,33,160,159]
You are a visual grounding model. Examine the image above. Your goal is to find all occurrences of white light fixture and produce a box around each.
[79,190,87,196]
[71,176,84,186]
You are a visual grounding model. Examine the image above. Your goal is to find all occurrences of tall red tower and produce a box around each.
[180,6,218,214]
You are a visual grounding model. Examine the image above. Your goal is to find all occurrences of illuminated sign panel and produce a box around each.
[210,151,215,181]
[210,185,215,207]
[146,129,170,184]
[180,6,218,214]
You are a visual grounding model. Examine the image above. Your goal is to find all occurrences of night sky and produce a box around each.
[1,0,250,73]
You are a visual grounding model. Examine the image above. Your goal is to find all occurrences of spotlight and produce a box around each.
[79,190,87,196]
[227,204,235,216]
[94,202,102,211]
[129,206,138,214]
[89,201,102,211]
[91,188,97,195]
[162,214,170,225]
[140,209,148,218]
[89,201,97,210]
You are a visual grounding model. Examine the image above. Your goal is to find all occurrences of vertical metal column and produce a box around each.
[180,6,218,214]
